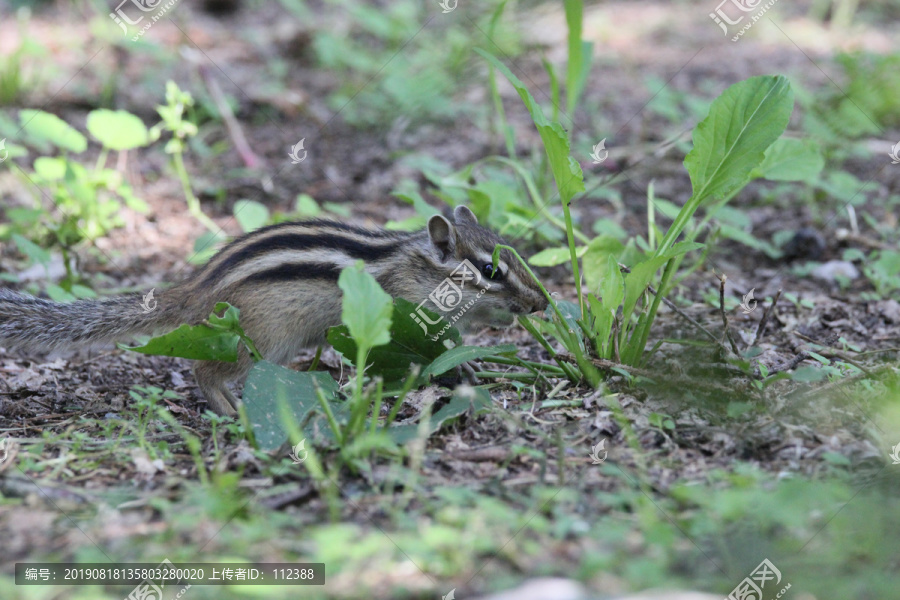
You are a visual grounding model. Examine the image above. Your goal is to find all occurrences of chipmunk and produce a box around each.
[0,206,548,416]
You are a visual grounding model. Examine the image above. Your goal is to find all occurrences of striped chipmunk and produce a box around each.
[0,206,548,416]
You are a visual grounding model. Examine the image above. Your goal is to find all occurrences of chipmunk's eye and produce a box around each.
[481,263,503,280]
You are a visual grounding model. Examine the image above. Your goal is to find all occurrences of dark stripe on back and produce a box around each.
[199,232,407,287]
[238,262,342,285]
[234,219,398,241]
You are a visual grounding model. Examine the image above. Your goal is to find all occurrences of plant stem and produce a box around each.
[172,150,218,233]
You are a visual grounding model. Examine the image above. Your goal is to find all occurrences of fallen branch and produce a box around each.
[751,288,782,347]
[717,273,741,355]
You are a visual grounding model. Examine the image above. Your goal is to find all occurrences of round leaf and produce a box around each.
[86,109,149,151]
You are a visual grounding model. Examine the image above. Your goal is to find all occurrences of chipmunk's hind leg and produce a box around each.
[192,359,250,416]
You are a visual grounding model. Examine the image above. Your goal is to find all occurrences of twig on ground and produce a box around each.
[759,351,810,378]
[751,288,782,347]
[792,332,878,377]
[717,273,741,355]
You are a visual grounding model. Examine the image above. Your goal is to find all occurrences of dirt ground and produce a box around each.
[1,1,899,598]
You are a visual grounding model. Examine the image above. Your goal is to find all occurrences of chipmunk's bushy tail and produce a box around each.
[0,288,181,352]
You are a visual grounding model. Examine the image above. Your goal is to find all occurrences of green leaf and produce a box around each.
[327,298,461,383]
[421,344,517,381]
[790,366,826,383]
[338,262,393,349]
[121,322,241,362]
[44,284,76,303]
[589,255,625,358]
[476,49,585,205]
[621,242,701,321]
[189,232,225,265]
[242,360,340,451]
[684,75,793,203]
[121,303,250,362]
[294,193,321,217]
[386,386,492,445]
[12,233,51,268]
[752,137,824,182]
[716,223,782,259]
[32,157,66,180]
[529,245,588,267]
[658,76,793,256]
[86,109,150,151]
[19,110,87,153]
[234,199,270,233]
[581,235,626,293]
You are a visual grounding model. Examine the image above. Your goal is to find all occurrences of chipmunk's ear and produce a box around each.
[427,214,456,261]
[453,205,478,226]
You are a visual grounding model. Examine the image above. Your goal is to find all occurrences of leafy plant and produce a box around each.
[4,108,150,289]
[481,47,798,375]
[309,0,517,127]
[121,267,518,466]
[152,81,217,233]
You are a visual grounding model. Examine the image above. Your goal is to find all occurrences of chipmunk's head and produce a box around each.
[421,206,548,328]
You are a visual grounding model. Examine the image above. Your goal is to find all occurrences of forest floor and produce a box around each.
[1,1,899,599]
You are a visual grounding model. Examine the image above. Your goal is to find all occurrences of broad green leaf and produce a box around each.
[659,76,793,256]
[338,262,393,349]
[476,49,585,205]
[717,223,782,259]
[327,298,461,383]
[421,344,517,381]
[294,193,321,217]
[122,302,249,362]
[581,235,626,293]
[684,75,793,203]
[623,242,702,324]
[752,137,824,182]
[19,110,87,153]
[86,109,150,150]
[234,199,270,233]
[45,284,76,303]
[208,301,243,330]
[387,386,492,445]
[32,157,66,180]
[588,255,625,358]
[11,233,51,267]
[242,360,340,451]
[122,322,241,362]
[189,232,225,265]
[790,366,826,383]
[529,245,589,267]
